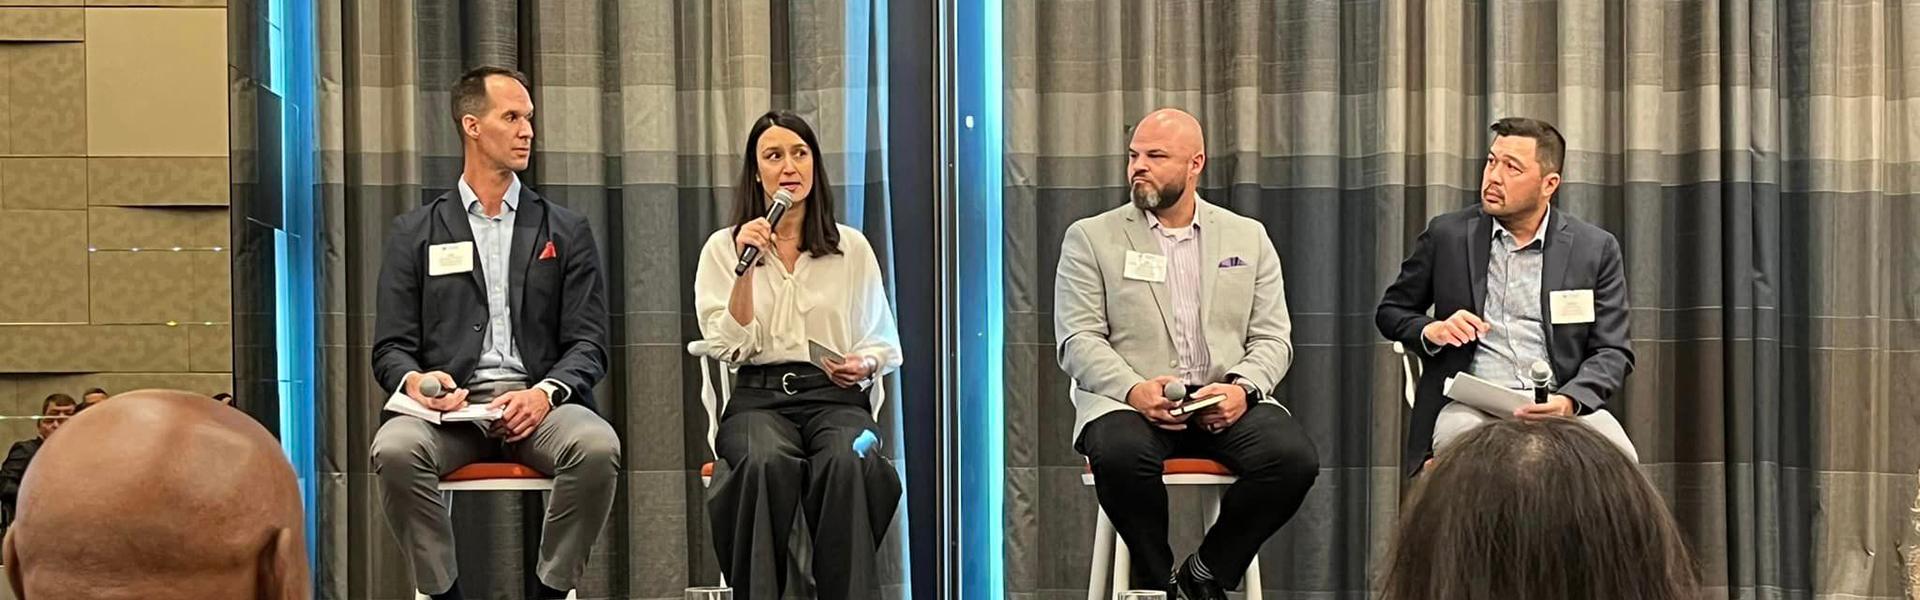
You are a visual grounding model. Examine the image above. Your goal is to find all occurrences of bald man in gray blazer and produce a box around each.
[1054,109,1319,600]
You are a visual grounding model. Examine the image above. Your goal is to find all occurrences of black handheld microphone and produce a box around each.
[1529,360,1553,405]
[735,189,795,275]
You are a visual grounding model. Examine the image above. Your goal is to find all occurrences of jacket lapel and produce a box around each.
[434,192,486,294]
[1119,209,1179,344]
[1197,200,1221,331]
[508,186,545,324]
[1468,210,1491,313]
[1539,209,1573,347]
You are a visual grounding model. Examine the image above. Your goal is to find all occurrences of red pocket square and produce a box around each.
[538,241,558,260]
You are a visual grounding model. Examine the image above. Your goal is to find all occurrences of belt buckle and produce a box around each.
[781,372,798,396]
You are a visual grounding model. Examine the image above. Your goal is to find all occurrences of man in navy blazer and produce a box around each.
[1376,117,1638,477]
[370,66,620,600]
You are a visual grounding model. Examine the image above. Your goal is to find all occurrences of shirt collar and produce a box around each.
[1492,206,1549,249]
[458,173,523,215]
[1144,196,1206,240]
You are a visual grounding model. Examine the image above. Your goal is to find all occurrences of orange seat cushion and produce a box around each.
[701,462,715,477]
[1082,458,1234,476]
[444,462,548,482]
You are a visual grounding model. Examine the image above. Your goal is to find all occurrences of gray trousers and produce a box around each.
[1431,401,1640,463]
[370,381,622,594]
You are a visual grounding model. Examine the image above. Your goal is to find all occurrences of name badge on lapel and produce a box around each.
[1549,289,1597,324]
[1123,250,1168,283]
[428,241,475,276]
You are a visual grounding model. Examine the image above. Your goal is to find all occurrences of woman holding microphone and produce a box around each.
[693,110,903,600]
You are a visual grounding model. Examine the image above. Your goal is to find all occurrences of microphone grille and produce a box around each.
[1528,360,1553,382]
[418,377,443,398]
[1162,380,1186,401]
[772,188,794,207]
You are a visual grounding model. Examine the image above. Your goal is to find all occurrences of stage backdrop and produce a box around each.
[1000,1,1918,598]
[311,1,904,598]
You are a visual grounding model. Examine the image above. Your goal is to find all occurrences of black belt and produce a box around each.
[736,363,836,396]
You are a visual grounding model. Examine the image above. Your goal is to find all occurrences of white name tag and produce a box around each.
[1549,289,1597,324]
[428,241,475,276]
[1123,250,1167,283]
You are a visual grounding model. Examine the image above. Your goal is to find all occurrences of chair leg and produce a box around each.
[1088,505,1115,600]
[1111,530,1130,600]
[1200,486,1222,528]
[1243,552,1263,600]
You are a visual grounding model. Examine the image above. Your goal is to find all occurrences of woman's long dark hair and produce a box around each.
[1379,418,1701,600]
[730,110,842,258]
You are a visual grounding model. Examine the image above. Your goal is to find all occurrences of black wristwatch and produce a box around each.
[1231,377,1262,403]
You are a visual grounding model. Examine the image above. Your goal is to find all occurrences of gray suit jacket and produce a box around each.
[1054,199,1294,443]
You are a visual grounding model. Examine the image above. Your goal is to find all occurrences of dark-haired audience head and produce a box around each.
[213,392,235,406]
[4,390,309,599]
[730,110,842,259]
[1379,418,1699,600]
[36,394,76,440]
[80,388,108,406]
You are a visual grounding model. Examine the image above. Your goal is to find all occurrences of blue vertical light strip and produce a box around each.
[838,1,913,597]
[955,0,1004,597]
[268,0,319,575]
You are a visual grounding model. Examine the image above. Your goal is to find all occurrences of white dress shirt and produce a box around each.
[694,223,903,379]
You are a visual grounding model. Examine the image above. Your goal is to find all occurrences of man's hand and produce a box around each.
[1422,310,1491,348]
[1190,382,1249,434]
[1126,375,1189,431]
[488,388,553,443]
[1514,394,1576,421]
[827,354,875,388]
[405,371,468,412]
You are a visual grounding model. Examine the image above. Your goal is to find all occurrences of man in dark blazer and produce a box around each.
[1376,117,1637,478]
[0,393,76,537]
[370,66,620,600]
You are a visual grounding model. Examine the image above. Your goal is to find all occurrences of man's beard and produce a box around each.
[1130,178,1185,211]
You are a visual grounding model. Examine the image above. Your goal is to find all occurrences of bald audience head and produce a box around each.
[4,390,308,600]
[1127,108,1207,213]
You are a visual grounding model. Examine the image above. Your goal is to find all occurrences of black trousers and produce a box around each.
[1077,403,1320,591]
[707,374,902,600]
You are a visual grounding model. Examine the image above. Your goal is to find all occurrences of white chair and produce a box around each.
[686,339,889,591]
[414,462,572,600]
[1392,341,1418,408]
[1084,458,1263,600]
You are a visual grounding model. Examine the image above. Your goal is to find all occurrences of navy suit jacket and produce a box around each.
[1376,205,1635,476]
[372,185,610,414]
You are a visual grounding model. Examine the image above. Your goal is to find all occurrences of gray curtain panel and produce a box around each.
[1002,1,1918,598]
[313,1,905,598]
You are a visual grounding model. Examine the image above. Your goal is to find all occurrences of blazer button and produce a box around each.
[1169,360,1178,368]
[473,323,483,332]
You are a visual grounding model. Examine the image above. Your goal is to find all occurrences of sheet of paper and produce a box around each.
[383,389,444,424]
[1443,372,1534,417]
[382,390,500,424]
[441,403,502,422]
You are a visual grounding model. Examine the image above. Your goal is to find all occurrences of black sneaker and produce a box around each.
[1169,556,1228,600]
[429,581,465,600]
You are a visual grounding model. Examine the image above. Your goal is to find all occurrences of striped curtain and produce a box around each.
[312,1,903,598]
[1001,1,1919,598]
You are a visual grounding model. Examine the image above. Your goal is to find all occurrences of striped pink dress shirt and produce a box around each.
[1147,211,1211,385]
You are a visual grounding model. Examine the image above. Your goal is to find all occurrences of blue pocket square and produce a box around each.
[1219,256,1248,268]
